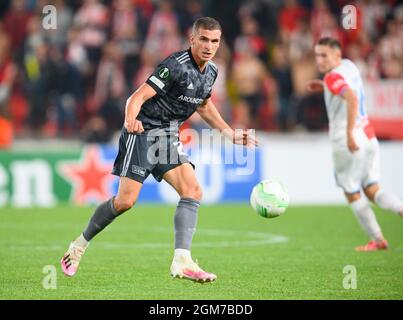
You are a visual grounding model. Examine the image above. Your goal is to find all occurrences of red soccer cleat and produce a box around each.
[355,239,389,252]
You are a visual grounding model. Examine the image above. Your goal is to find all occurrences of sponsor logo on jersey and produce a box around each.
[158,67,170,79]
[187,82,194,90]
[178,95,203,104]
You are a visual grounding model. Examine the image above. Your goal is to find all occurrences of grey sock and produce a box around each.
[174,198,200,250]
[83,197,121,241]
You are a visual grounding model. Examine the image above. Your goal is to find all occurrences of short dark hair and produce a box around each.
[192,17,222,34]
[317,37,342,50]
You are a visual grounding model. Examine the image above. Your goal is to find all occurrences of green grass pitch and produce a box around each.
[0,204,402,300]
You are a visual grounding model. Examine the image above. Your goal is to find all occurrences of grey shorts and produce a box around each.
[112,130,194,183]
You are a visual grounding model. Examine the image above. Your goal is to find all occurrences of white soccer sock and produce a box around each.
[174,248,192,261]
[74,234,89,248]
[350,197,383,241]
[374,189,403,215]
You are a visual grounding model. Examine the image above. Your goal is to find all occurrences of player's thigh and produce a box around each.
[162,163,202,200]
[333,149,362,194]
[362,138,381,193]
[114,177,143,212]
[112,133,152,182]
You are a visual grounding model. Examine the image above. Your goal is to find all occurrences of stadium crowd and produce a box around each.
[0,0,402,144]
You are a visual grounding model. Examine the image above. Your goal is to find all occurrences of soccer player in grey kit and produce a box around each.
[61,17,258,282]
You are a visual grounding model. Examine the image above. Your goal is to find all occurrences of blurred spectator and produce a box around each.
[144,0,182,61]
[24,15,46,57]
[234,15,267,63]
[66,25,90,76]
[271,44,294,131]
[289,17,314,62]
[278,0,308,42]
[231,38,272,130]
[313,10,345,46]
[3,0,32,63]
[80,115,111,143]
[93,41,126,132]
[380,57,402,79]
[134,0,155,19]
[132,47,160,89]
[112,0,145,87]
[46,46,84,136]
[292,52,328,130]
[178,0,204,35]
[310,0,333,36]
[74,0,109,65]
[360,0,390,41]
[379,19,403,62]
[23,43,48,134]
[0,28,17,148]
[45,0,74,49]
[238,0,280,42]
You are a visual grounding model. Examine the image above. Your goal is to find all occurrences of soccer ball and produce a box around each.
[250,180,289,218]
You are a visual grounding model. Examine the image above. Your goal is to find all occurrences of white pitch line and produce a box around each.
[3,228,289,251]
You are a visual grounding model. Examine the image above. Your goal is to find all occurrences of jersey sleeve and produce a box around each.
[324,72,349,95]
[146,56,180,96]
[205,63,218,99]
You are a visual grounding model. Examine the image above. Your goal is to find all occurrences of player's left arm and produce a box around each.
[324,72,359,153]
[341,88,359,152]
[197,98,258,147]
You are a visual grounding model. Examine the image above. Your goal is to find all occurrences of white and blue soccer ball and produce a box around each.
[250,180,289,218]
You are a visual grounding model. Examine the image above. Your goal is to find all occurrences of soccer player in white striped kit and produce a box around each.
[307,37,403,251]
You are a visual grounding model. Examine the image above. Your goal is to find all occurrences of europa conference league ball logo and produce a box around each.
[158,67,170,79]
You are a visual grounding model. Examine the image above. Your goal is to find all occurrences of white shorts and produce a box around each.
[332,132,380,194]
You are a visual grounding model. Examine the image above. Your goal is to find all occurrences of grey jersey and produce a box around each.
[136,49,218,134]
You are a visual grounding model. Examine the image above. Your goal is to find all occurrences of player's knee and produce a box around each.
[345,192,361,203]
[193,185,203,201]
[113,197,136,213]
[363,190,374,202]
[363,184,379,202]
[181,185,203,202]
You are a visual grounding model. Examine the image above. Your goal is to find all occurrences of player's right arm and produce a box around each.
[125,54,178,133]
[124,83,157,133]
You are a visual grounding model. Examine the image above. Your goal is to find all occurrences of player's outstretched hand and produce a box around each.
[307,79,324,93]
[125,118,144,134]
[233,129,259,148]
